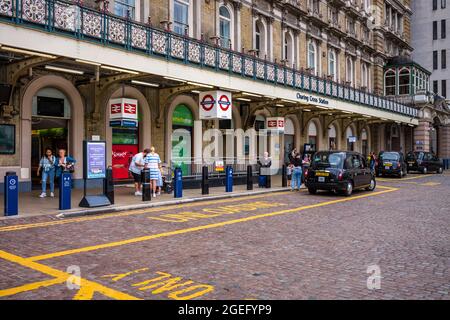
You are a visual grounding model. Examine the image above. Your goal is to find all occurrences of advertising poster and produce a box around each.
[85,141,106,179]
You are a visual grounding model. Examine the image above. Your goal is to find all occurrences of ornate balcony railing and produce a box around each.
[0,0,418,118]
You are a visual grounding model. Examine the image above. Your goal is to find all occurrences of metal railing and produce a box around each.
[0,0,418,118]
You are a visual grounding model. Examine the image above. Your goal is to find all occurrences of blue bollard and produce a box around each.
[59,172,72,210]
[4,172,18,216]
[226,166,233,192]
[174,168,183,198]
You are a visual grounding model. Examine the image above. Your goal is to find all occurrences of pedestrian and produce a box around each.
[290,152,303,191]
[369,152,376,173]
[37,147,56,198]
[129,148,150,196]
[289,148,297,163]
[257,151,272,188]
[55,148,76,186]
[145,146,162,198]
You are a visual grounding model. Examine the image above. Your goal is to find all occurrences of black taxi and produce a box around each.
[406,151,444,174]
[376,151,408,178]
[305,151,376,196]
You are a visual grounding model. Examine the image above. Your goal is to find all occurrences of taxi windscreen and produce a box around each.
[312,152,345,169]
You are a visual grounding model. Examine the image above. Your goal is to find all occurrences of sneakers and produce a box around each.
[50,192,55,197]
[156,191,161,196]
[134,191,142,196]
[39,192,46,198]
[153,192,156,198]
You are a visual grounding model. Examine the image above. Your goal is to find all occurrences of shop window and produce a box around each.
[0,124,15,154]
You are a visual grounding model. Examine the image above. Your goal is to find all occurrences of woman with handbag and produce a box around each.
[37,148,56,198]
[55,148,76,184]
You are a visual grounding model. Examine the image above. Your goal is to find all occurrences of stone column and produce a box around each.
[438,125,450,158]
[413,119,431,152]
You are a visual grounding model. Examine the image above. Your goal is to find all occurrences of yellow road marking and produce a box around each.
[27,187,397,262]
[377,174,433,182]
[0,250,140,300]
[0,192,290,233]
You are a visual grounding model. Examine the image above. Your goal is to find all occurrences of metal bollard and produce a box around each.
[201,166,209,195]
[59,172,72,210]
[246,165,253,190]
[174,167,183,198]
[225,165,233,192]
[142,168,151,201]
[103,167,114,205]
[4,171,18,216]
[266,171,271,188]
[282,164,287,187]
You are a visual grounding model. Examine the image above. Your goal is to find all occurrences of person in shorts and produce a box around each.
[144,146,162,198]
[129,148,150,196]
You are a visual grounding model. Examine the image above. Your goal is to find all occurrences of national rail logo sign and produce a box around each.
[109,98,138,122]
[199,90,232,120]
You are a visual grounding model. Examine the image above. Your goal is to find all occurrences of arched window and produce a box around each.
[361,63,368,89]
[346,57,354,86]
[308,41,317,75]
[384,69,396,95]
[219,5,232,48]
[283,30,294,67]
[328,49,337,81]
[398,67,410,95]
[254,19,267,58]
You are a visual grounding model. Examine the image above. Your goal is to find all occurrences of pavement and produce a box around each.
[0,175,286,219]
[0,172,449,300]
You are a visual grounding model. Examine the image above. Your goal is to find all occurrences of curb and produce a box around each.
[55,187,289,219]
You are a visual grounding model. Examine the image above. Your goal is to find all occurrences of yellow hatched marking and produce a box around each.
[27,187,397,262]
[0,250,140,300]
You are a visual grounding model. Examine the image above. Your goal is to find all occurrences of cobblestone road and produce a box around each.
[0,173,449,300]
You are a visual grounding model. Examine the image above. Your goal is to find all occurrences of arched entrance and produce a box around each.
[346,126,355,151]
[328,124,337,151]
[361,128,369,156]
[21,75,84,188]
[165,95,199,175]
[284,118,295,163]
[307,121,318,153]
[430,117,441,155]
[105,86,152,180]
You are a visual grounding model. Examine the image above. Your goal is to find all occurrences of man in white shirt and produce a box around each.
[129,148,150,196]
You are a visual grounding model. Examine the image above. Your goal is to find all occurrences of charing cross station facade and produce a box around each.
[0,0,449,191]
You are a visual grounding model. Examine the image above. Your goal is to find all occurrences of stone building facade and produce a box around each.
[0,0,446,192]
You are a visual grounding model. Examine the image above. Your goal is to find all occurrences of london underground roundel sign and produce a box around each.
[200,94,215,111]
[199,90,232,120]
[218,95,231,111]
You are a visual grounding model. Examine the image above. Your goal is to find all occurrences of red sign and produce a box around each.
[124,103,137,115]
[112,144,138,179]
[267,120,278,128]
[111,103,122,114]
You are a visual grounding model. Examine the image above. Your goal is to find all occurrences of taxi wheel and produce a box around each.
[344,181,353,197]
[365,178,376,191]
[398,170,404,179]
[308,187,317,195]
